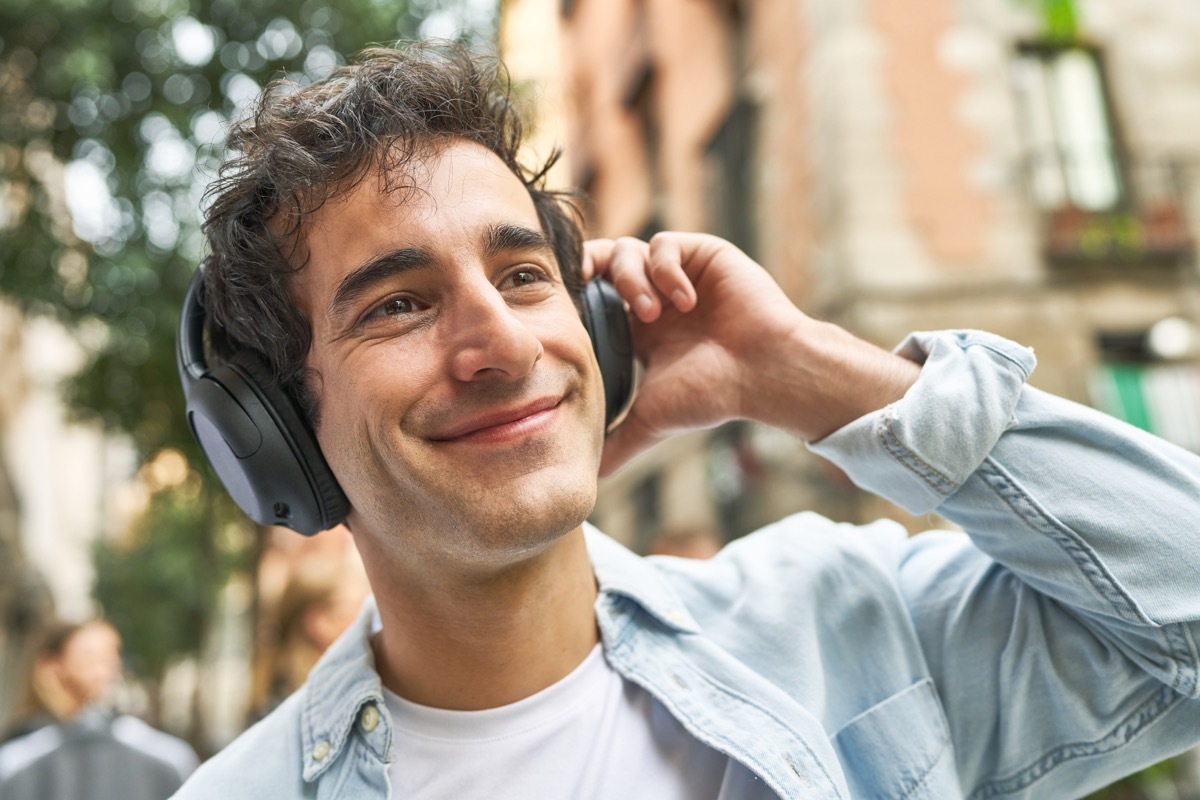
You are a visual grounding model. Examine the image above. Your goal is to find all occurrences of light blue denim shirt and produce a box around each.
[174,331,1200,799]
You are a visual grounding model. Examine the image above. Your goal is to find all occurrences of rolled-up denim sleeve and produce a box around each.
[810,329,1200,798]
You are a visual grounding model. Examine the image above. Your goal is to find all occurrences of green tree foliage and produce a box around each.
[1017,0,1079,41]
[0,0,495,685]
[92,480,245,682]
[0,0,484,455]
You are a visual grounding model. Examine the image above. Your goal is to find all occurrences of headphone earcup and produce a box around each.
[184,349,348,535]
[581,279,636,430]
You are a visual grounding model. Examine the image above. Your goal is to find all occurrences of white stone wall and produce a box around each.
[0,305,130,620]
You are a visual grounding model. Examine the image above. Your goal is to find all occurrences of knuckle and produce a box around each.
[648,231,678,249]
[613,271,644,292]
[615,235,647,251]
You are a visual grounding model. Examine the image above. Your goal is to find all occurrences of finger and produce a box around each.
[607,237,662,322]
[599,410,662,478]
[581,239,616,281]
[647,233,698,312]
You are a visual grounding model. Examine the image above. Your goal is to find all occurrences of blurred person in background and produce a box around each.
[0,619,198,800]
[645,525,723,559]
[1,620,119,743]
[173,43,1200,799]
[251,541,370,716]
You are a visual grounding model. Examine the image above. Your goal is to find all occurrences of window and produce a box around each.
[631,473,662,554]
[1090,329,1200,452]
[707,422,763,540]
[625,60,664,237]
[705,97,759,259]
[1012,46,1123,211]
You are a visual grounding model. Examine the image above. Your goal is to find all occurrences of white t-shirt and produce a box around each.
[383,644,740,799]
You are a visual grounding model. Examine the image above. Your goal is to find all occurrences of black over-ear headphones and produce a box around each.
[177,269,636,535]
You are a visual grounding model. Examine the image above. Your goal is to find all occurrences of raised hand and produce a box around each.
[584,232,919,476]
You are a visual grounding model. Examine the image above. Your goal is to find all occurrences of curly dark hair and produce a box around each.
[200,42,584,426]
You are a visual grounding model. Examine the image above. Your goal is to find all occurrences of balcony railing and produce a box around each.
[1026,152,1196,269]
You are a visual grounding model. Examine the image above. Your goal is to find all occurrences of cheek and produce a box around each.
[312,349,436,471]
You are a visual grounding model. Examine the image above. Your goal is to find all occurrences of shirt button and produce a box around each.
[361,704,380,733]
[312,740,330,762]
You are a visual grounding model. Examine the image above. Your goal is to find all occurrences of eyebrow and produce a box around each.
[327,247,434,324]
[482,223,555,261]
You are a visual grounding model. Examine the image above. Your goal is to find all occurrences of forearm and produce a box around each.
[738,314,921,441]
[807,329,1200,793]
[811,329,1200,672]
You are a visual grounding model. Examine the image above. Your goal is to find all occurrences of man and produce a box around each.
[0,620,199,800]
[175,43,1200,798]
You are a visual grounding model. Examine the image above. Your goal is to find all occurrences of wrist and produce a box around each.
[739,317,921,441]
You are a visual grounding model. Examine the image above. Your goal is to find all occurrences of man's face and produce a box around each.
[289,140,605,568]
[57,622,122,709]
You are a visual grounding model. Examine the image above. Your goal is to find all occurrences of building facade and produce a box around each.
[500,0,1200,552]
[0,303,117,727]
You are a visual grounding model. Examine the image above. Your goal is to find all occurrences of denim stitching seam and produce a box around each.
[977,458,1147,625]
[967,685,1183,799]
[608,634,845,800]
[877,410,959,497]
[957,339,1033,377]
[900,736,952,800]
[1159,622,1199,697]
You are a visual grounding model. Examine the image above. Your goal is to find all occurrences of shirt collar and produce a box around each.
[300,596,387,782]
[584,523,701,634]
[298,525,700,780]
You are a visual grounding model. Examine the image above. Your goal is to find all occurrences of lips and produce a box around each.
[428,396,563,442]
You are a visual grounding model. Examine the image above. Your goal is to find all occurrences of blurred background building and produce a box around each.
[0,303,124,726]
[500,0,1200,555]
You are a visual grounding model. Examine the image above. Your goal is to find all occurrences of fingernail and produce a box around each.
[635,295,654,317]
[672,289,689,308]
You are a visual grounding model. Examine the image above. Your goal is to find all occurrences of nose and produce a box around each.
[445,280,543,382]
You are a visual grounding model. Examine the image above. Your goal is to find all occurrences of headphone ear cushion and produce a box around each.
[178,269,346,534]
[581,279,636,430]
[225,350,349,527]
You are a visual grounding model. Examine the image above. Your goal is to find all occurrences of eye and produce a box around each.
[362,295,418,323]
[381,297,414,315]
[502,267,548,289]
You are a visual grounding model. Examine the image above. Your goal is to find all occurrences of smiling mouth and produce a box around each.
[429,397,563,444]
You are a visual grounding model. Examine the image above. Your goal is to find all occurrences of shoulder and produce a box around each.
[654,512,978,638]
[111,716,200,781]
[0,724,63,781]
[660,512,914,595]
[173,692,307,800]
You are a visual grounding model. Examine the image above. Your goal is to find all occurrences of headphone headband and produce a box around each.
[177,271,209,385]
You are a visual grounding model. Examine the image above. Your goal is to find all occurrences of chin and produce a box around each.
[437,465,598,565]
[488,473,597,547]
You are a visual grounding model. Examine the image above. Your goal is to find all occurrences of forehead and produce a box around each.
[290,140,543,311]
[65,623,120,654]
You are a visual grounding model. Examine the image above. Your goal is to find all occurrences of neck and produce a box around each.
[362,526,599,711]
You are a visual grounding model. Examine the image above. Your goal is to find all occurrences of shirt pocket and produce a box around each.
[831,678,960,800]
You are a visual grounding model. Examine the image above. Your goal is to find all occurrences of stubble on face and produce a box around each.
[348,362,603,572]
[290,141,606,577]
